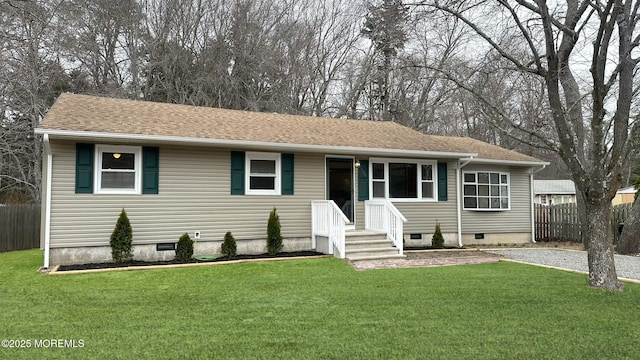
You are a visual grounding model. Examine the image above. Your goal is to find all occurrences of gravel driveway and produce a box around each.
[485,249,640,281]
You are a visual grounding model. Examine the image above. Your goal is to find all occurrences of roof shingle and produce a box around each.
[36,93,543,164]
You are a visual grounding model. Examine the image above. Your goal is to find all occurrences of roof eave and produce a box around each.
[35,128,478,159]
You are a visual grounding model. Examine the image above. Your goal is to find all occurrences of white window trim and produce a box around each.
[369,158,438,202]
[462,171,511,211]
[245,152,281,195]
[94,145,142,194]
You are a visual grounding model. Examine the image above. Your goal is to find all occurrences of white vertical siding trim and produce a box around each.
[43,134,52,269]
[456,157,474,247]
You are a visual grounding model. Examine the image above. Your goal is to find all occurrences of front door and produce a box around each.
[326,158,354,223]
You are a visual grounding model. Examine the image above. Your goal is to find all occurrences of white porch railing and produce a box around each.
[311,200,349,259]
[365,200,408,255]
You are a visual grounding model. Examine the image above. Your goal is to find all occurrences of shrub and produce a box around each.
[110,209,133,263]
[267,207,283,255]
[432,222,445,249]
[221,231,237,259]
[175,233,194,263]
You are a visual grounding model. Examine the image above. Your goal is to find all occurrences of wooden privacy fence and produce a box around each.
[0,204,41,253]
[534,203,633,243]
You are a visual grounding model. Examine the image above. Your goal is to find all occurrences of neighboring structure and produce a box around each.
[612,186,637,205]
[35,93,548,267]
[533,180,576,206]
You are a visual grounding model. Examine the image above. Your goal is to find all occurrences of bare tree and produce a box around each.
[0,0,67,203]
[415,0,640,290]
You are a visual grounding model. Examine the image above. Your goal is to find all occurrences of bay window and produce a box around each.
[463,171,510,210]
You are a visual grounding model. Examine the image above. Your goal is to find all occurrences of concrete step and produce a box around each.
[345,239,392,251]
[346,247,400,257]
[344,231,387,242]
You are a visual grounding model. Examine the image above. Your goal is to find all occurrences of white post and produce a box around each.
[43,134,52,269]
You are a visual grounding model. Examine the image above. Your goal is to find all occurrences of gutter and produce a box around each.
[43,134,52,269]
[467,158,550,166]
[34,128,478,159]
[529,164,547,243]
[456,157,474,248]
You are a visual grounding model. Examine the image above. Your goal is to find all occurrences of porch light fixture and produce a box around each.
[354,160,360,168]
[113,153,121,159]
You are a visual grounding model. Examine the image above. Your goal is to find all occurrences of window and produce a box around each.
[246,152,280,195]
[463,171,509,210]
[370,159,437,201]
[95,145,141,194]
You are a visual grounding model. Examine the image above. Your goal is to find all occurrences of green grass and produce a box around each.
[1,250,639,359]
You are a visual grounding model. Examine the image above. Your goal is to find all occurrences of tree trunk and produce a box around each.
[617,196,640,255]
[584,201,624,291]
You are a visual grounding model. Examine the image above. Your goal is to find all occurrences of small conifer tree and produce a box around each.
[267,207,283,255]
[221,231,237,259]
[432,222,445,249]
[175,233,194,262]
[110,209,133,263]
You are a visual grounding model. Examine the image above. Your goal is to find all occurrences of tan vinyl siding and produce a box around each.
[460,165,531,233]
[48,140,325,248]
[391,161,457,233]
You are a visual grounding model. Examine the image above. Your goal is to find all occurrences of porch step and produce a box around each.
[343,230,405,262]
[345,239,392,251]
[345,230,387,242]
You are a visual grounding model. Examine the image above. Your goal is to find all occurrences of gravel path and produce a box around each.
[485,249,640,281]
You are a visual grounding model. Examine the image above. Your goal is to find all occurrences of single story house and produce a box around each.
[533,180,576,206]
[35,93,547,267]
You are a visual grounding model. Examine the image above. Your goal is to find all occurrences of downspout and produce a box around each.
[43,134,52,269]
[456,157,474,248]
[530,164,547,243]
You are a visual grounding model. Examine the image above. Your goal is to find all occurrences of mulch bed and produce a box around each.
[57,251,324,272]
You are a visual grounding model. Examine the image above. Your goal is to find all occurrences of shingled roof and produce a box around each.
[36,93,544,164]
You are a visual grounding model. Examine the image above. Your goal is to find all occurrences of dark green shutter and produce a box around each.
[142,147,160,194]
[437,162,448,201]
[358,160,369,201]
[281,153,294,195]
[75,143,94,194]
[230,151,245,195]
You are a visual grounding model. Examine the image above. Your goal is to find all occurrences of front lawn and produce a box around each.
[0,250,639,359]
